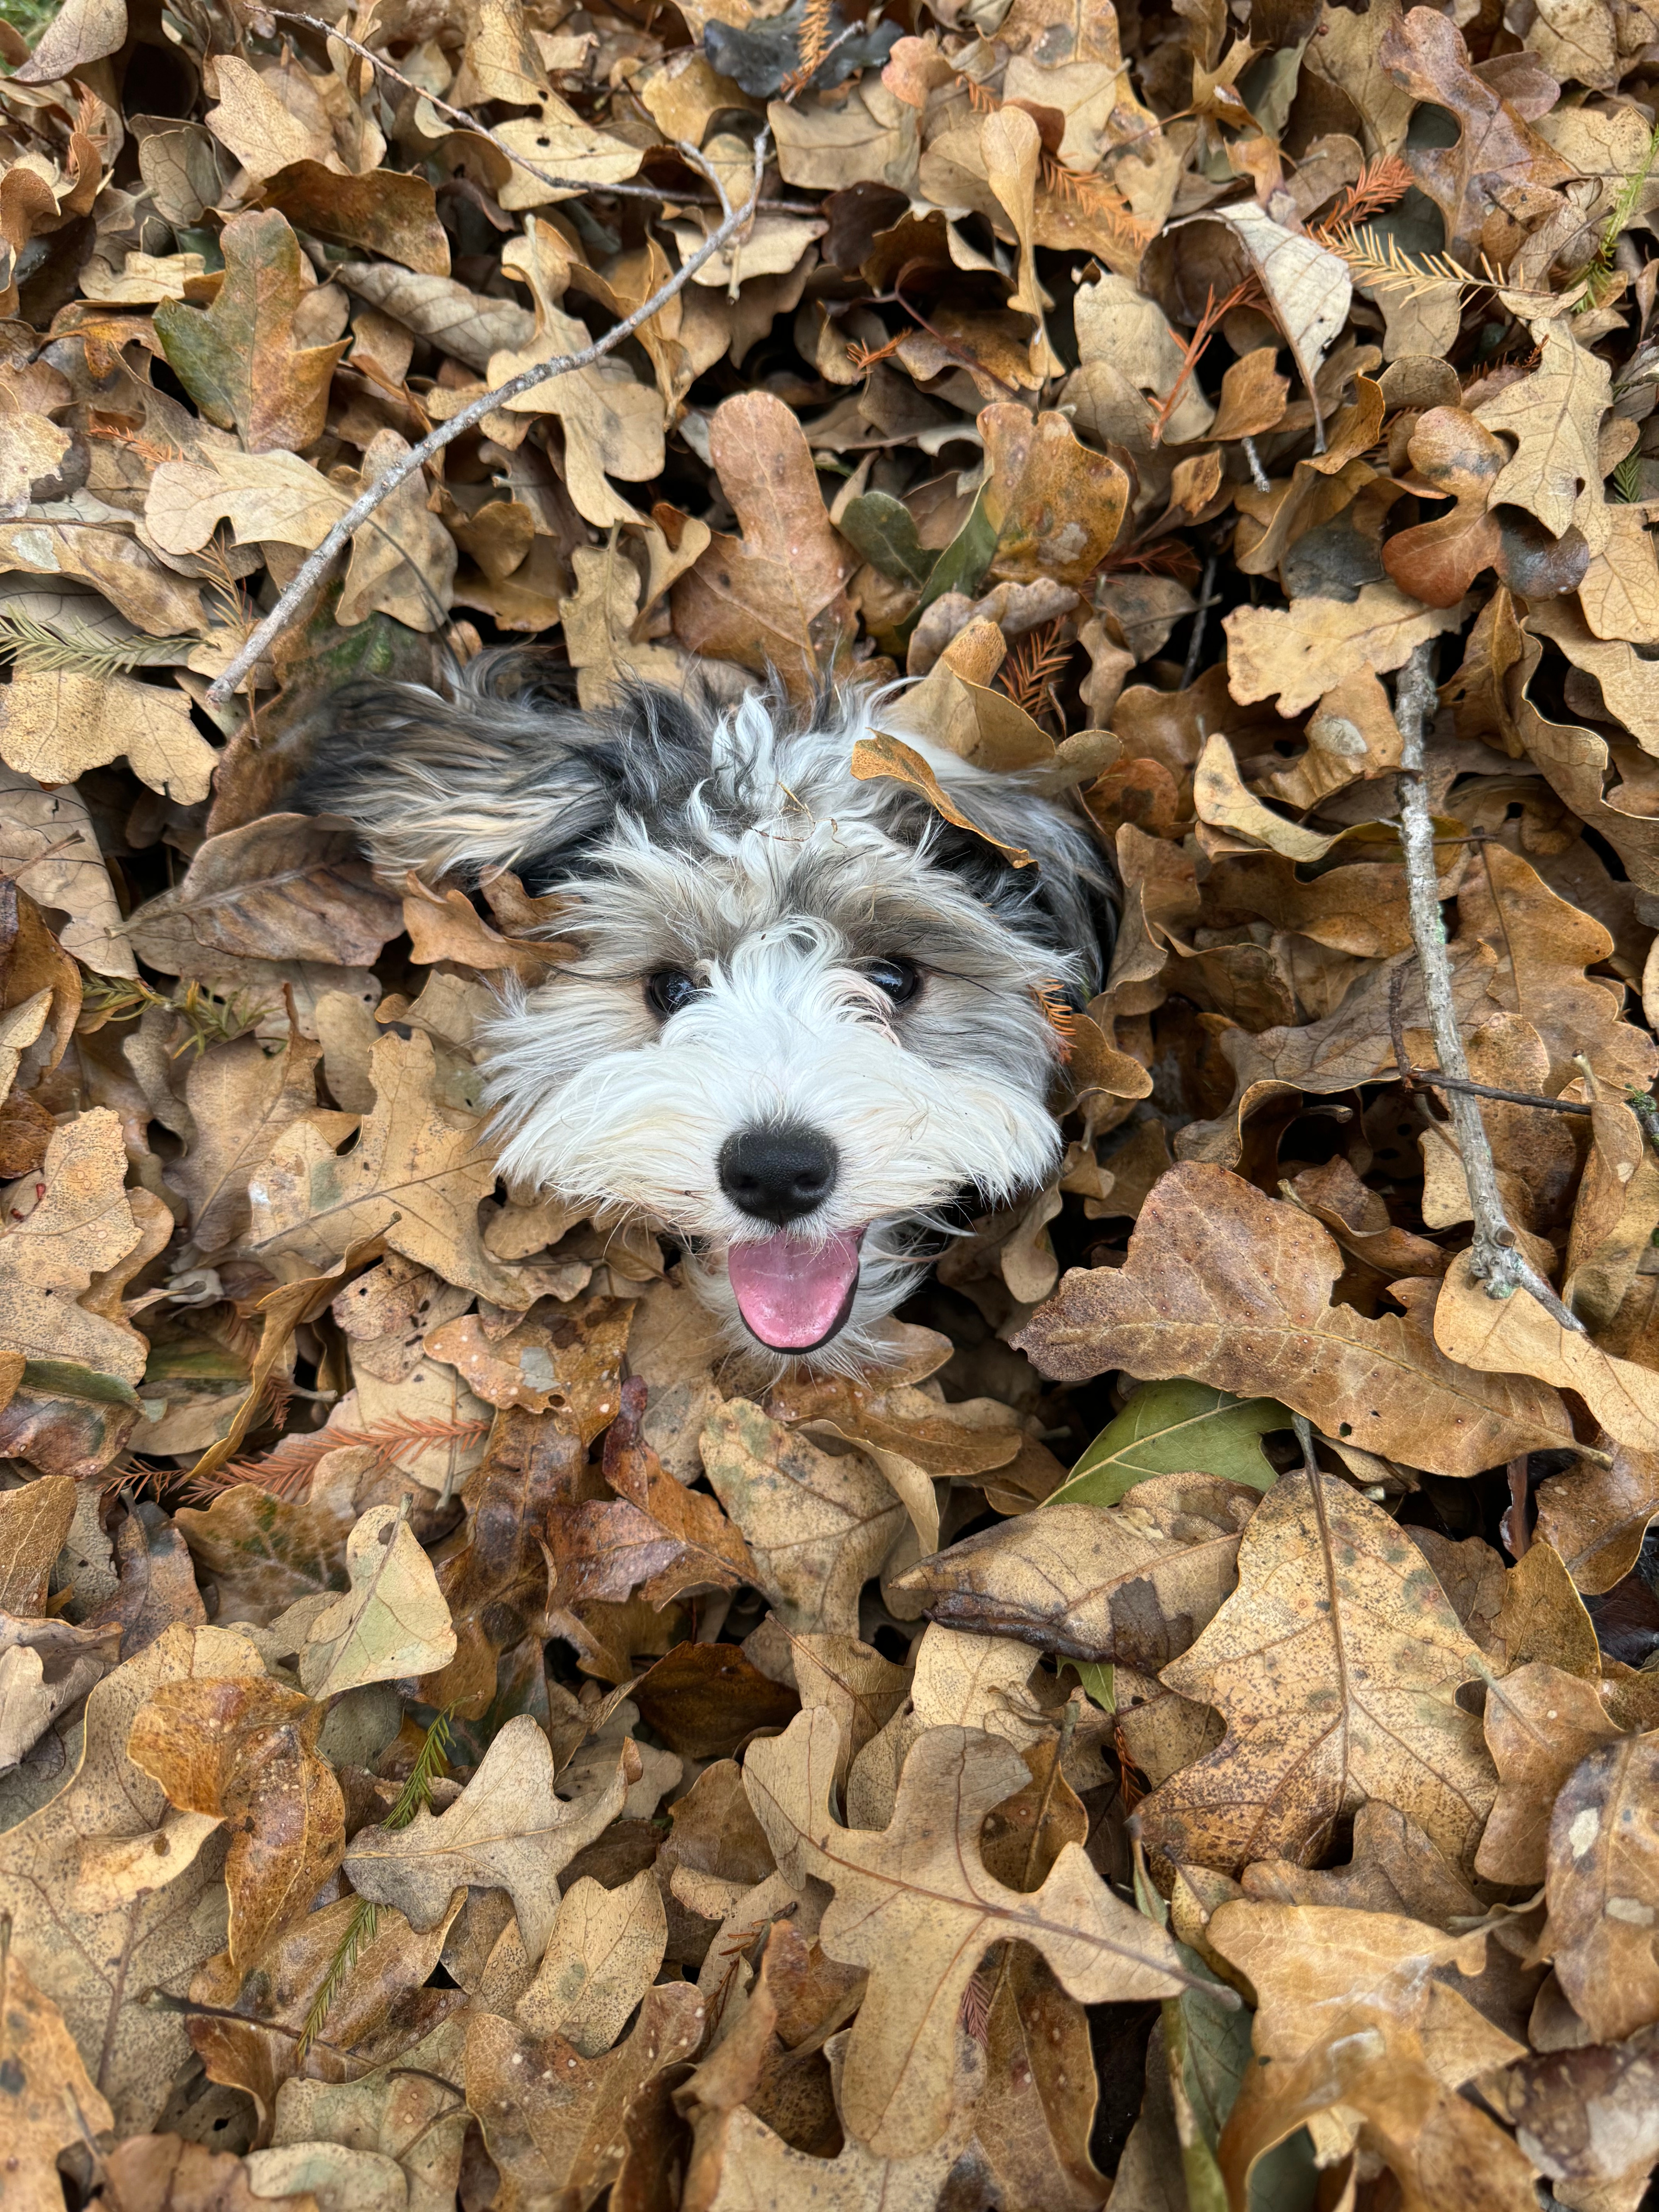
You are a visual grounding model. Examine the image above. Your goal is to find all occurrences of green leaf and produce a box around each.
[1049,1379,1287,1510]
[896,484,996,642]
[836,492,938,586]
[19,1360,141,1408]
[1073,1660,1115,1712]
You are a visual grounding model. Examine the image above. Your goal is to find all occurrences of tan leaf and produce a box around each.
[0,667,215,805]
[0,1943,115,2212]
[895,1476,1257,1669]
[296,1502,456,1697]
[0,768,134,977]
[347,1717,635,1964]
[1546,1729,1659,2042]
[167,1026,323,1257]
[1136,1470,1496,1876]
[464,1983,706,2211]
[513,1867,667,2055]
[0,1472,74,1613]
[0,1109,149,1384]
[980,404,1129,584]
[1014,1164,1570,1478]
[1434,1249,1659,1462]
[126,815,402,977]
[700,1398,905,1636]
[1208,1900,1535,2212]
[0,1623,264,2131]
[671,392,854,694]
[1224,582,1468,719]
[154,209,347,453]
[744,1707,1190,2155]
[849,733,1033,866]
[1479,1661,1624,1886]
[128,1674,345,1965]
[248,1029,534,1307]
[204,55,337,183]
[1475,318,1612,557]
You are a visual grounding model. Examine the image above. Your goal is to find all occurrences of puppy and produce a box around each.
[299,658,1115,1368]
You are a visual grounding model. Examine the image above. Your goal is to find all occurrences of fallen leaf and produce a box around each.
[1136,1469,1496,1875]
[0,1624,264,2131]
[128,1674,345,1966]
[154,211,349,453]
[1224,582,1468,719]
[464,1983,706,2212]
[1015,1164,1570,1478]
[1545,1728,1659,2043]
[895,1474,1257,1668]
[0,1939,116,2212]
[513,1866,666,2056]
[1053,1380,1286,1508]
[700,1399,905,1635]
[297,1503,456,1698]
[744,1706,1192,2155]
[344,1714,634,1963]
[670,392,854,694]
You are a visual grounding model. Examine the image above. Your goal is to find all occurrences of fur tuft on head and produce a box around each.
[296,658,1117,1367]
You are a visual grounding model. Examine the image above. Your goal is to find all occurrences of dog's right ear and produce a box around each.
[291,656,715,889]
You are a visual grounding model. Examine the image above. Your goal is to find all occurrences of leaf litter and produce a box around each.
[2,0,1659,2207]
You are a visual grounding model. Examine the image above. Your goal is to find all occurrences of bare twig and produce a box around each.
[206,133,769,708]
[1405,1070,1593,1116]
[1393,641,1587,1333]
[1179,551,1219,687]
[265,10,816,211]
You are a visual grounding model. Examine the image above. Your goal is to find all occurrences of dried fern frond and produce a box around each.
[1040,159,1156,248]
[0,610,195,680]
[79,974,263,1059]
[1326,224,1484,301]
[780,0,835,98]
[1572,120,1659,309]
[998,620,1072,721]
[1149,275,1262,447]
[1314,153,1414,239]
[299,1709,453,2059]
[192,1414,492,1502]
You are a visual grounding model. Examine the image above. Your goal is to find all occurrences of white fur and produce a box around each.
[304,674,1108,1366]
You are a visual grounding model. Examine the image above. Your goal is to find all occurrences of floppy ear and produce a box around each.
[889,742,1120,993]
[292,656,716,888]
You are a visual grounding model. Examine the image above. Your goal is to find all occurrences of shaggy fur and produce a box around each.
[297,656,1116,1367]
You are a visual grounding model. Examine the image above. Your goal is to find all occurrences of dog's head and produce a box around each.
[299,659,1113,1366]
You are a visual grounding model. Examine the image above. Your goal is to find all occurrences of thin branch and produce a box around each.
[1405,1070,1593,1116]
[1392,641,1587,1333]
[206,132,769,707]
[1179,551,1219,687]
[265,10,816,211]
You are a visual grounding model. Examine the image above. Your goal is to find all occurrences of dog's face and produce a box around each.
[302,670,1110,1366]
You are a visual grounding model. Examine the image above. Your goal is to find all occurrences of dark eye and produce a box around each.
[646,969,697,1018]
[866,957,921,1005]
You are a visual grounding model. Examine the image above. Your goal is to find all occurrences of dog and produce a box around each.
[298,657,1115,1368]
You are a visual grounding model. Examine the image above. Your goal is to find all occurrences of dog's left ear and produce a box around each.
[292,659,714,888]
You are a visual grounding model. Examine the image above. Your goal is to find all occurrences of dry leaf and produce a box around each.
[1137,1470,1496,1875]
[128,1674,345,1966]
[1015,1164,1570,1478]
[344,1715,634,1963]
[744,1707,1192,2154]
[297,1503,456,1697]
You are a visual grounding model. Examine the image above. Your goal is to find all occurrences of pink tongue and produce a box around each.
[727,1229,864,1350]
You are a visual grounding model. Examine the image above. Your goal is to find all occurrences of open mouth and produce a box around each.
[725,1227,866,1352]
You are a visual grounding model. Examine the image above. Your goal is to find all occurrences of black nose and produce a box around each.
[718,1124,839,1224]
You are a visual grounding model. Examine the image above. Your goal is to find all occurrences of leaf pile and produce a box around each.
[4,0,1659,2207]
